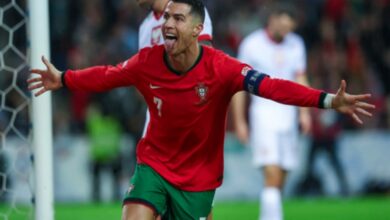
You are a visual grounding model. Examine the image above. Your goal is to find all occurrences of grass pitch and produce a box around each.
[55,196,390,220]
[1,196,389,219]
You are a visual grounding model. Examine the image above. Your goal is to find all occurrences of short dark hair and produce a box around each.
[171,0,205,23]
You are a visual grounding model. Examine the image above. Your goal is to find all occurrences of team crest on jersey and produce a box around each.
[195,83,208,105]
[151,25,162,46]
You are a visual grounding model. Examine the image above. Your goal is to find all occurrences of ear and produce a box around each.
[192,23,204,38]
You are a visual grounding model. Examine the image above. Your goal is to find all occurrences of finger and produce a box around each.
[28,82,43,91]
[356,107,372,117]
[356,101,376,110]
[27,77,42,84]
[35,88,47,97]
[352,113,363,124]
[41,56,52,69]
[352,94,372,101]
[339,80,347,94]
[30,69,45,75]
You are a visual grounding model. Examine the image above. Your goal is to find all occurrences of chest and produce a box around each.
[251,40,300,78]
[137,66,225,120]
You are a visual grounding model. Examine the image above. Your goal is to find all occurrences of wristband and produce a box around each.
[61,71,67,88]
[323,93,335,109]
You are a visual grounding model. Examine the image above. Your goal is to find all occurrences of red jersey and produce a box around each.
[64,45,325,191]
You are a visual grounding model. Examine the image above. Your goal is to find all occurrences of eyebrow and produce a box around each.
[165,11,187,17]
[173,13,186,18]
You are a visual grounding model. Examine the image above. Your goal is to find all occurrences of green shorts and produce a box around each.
[123,164,215,220]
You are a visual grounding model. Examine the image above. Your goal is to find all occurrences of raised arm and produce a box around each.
[242,70,375,124]
[28,55,138,96]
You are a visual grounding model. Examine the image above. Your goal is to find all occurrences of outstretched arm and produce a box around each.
[242,70,375,124]
[28,55,138,96]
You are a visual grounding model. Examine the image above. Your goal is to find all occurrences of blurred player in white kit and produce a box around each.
[232,3,310,220]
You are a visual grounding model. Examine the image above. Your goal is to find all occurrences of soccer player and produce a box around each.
[136,0,213,137]
[28,0,374,219]
[136,2,213,218]
[231,4,310,220]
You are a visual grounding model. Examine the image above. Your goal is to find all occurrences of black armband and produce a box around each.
[243,70,268,95]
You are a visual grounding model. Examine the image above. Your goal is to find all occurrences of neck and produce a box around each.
[153,0,169,13]
[166,42,200,74]
[266,27,283,43]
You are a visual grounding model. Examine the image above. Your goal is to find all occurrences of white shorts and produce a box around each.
[249,128,298,171]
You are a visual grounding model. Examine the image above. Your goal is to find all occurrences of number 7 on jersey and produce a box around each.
[153,97,163,117]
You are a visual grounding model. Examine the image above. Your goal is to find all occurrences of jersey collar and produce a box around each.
[265,28,284,44]
[163,46,204,76]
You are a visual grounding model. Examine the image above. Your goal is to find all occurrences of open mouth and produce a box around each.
[165,34,177,40]
[165,33,178,52]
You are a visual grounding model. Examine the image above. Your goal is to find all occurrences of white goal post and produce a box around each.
[27,0,54,220]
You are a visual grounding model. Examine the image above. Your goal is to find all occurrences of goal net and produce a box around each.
[1,0,53,219]
[0,0,33,219]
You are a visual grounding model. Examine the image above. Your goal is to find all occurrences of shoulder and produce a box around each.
[240,29,263,48]
[201,46,224,72]
[202,46,227,61]
[202,46,243,71]
[238,29,263,56]
[285,33,305,48]
[245,29,264,42]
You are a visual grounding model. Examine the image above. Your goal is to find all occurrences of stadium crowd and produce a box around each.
[45,0,389,135]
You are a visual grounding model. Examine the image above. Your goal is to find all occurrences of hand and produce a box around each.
[332,80,375,124]
[27,56,63,96]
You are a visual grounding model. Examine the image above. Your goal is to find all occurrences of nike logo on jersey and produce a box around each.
[149,83,162,89]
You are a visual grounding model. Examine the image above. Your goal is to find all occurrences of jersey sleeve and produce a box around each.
[240,71,326,108]
[64,54,140,92]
